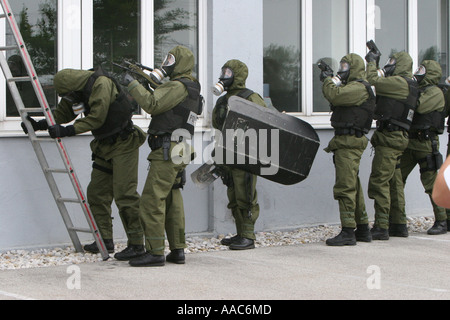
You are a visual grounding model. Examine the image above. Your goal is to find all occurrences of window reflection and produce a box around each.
[418,0,448,79]
[93,0,140,70]
[6,0,57,117]
[374,0,407,58]
[154,0,198,77]
[263,0,301,113]
[313,0,348,113]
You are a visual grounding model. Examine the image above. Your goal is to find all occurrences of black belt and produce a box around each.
[334,128,364,138]
[376,121,404,132]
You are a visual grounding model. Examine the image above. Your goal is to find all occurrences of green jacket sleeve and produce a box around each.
[128,80,188,116]
[322,79,369,107]
[366,61,410,100]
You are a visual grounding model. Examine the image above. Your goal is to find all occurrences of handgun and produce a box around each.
[318,60,333,73]
[366,40,381,57]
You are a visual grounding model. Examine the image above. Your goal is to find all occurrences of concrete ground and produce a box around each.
[0,231,449,301]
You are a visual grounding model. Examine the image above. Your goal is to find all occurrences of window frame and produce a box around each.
[0,0,207,136]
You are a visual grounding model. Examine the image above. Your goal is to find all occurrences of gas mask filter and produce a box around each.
[61,91,85,115]
[414,65,426,84]
[150,53,176,82]
[212,67,234,96]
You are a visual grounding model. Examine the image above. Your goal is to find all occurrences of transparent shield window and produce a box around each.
[418,0,448,79]
[6,0,57,117]
[263,0,301,113]
[313,0,349,113]
[93,0,140,112]
[374,0,408,57]
[154,0,199,77]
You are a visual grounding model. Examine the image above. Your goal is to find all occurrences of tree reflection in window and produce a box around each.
[6,0,57,117]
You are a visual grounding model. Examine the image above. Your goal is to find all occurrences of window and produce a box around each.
[374,0,408,58]
[154,0,199,77]
[93,0,140,69]
[312,0,349,113]
[418,0,448,78]
[263,0,301,113]
[5,0,57,118]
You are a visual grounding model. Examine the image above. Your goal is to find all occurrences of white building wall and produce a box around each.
[0,0,446,251]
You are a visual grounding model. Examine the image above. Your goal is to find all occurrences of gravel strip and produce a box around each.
[0,217,435,270]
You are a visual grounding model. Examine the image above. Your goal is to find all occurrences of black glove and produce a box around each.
[48,125,76,139]
[21,116,49,134]
[320,69,334,82]
[119,72,137,87]
[365,51,381,66]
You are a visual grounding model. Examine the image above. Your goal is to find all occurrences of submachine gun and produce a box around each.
[112,60,162,92]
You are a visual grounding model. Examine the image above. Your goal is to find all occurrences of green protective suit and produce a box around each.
[322,53,370,228]
[212,60,267,240]
[127,46,198,255]
[53,69,146,245]
[366,52,414,229]
[391,60,446,222]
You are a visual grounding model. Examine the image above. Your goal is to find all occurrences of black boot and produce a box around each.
[355,224,372,242]
[114,245,145,261]
[389,224,409,238]
[326,228,357,246]
[84,239,115,254]
[166,249,185,264]
[229,237,255,250]
[129,252,165,267]
[221,235,240,246]
[427,220,448,235]
[371,226,389,240]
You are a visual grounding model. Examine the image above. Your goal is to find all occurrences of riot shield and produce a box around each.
[207,96,320,186]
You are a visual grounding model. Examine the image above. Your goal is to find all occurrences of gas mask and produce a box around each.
[212,67,234,96]
[379,57,397,77]
[150,53,176,83]
[414,65,426,84]
[337,61,350,84]
[61,91,85,115]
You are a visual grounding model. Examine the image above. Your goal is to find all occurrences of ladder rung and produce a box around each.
[0,45,18,51]
[45,168,69,174]
[58,197,81,204]
[8,76,32,82]
[32,137,54,143]
[68,227,92,234]
[0,14,6,19]
[20,108,44,114]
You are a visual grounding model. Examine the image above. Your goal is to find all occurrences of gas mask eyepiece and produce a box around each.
[414,65,426,84]
[150,53,176,82]
[381,57,397,77]
[212,67,234,96]
[337,61,350,84]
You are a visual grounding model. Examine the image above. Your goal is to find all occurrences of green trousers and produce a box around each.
[226,168,260,240]
[368,130,409,229]
[325,135,369,228]
[86,148,144,245]
[139,148,188,255]
[390,137,446,222]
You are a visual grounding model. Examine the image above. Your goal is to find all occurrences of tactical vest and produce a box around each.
[148,78,203,136]
[410,86,446,134]
[214,89,255,129]
[82,67,135,140]
[330,80,376,134]
[374,76,419,131]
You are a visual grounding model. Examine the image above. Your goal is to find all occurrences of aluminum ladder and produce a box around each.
[0,0,109,260]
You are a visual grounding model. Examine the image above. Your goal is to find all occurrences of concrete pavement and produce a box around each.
[0,231,450,301]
